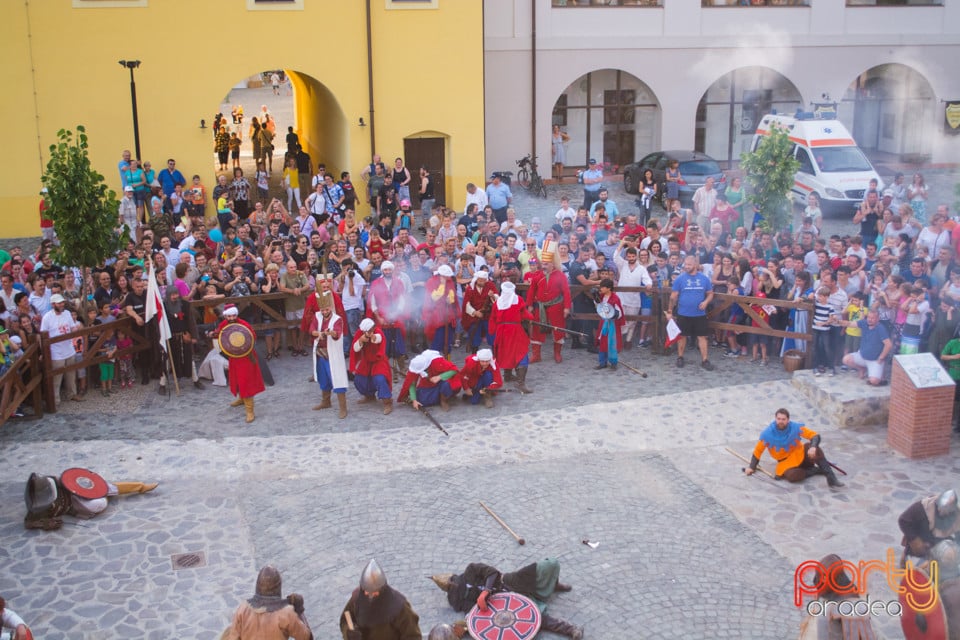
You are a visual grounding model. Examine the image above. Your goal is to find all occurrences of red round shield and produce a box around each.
[466,592,541,640]
[60,468,109,500]
[899,567,949,640]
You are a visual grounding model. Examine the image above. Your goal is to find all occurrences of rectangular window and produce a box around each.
[552,95,568,127]
[552,0,662,7]
[72,0,148,7]
[386,0,439,9]
[846,0,941,5]
[247,0,303,10]
[700,0,809,6]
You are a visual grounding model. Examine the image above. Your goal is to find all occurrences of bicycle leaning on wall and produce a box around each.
[515,154,547,199]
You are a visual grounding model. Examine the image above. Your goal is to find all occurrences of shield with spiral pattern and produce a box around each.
[466,592,541,640]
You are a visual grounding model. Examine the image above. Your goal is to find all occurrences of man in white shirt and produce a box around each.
[0,596,32,640]
[614,243,653,349]
[463,182,488,216]
[692,177,718,229]
[338,263,367,345]
[159,234,181,268]
[40,294,81,406]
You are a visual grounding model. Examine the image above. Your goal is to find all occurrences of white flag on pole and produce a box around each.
[145,261,172,347]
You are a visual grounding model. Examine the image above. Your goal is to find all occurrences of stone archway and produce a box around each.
[839,63,935,161]
[550,69,661,175]
[695,66,803,167]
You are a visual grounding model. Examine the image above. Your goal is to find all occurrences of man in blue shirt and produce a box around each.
[666,255,715,370]
[157,158,186,197]
[589,188,619,220]
[840,309,892,386]
[580,158,604,210]
[485,173,512,225]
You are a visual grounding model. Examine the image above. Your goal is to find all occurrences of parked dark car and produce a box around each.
[622,150,726,206]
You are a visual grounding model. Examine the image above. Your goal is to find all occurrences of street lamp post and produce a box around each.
[118,60,142,161]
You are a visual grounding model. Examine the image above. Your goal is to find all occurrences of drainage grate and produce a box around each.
[171,551,206,570]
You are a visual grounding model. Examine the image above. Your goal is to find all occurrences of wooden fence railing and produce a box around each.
[188,293,297,333]
[40,316,151,413]
[0,341,44,428]
[516,283,814,363]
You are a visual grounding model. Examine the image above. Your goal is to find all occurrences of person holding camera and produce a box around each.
[338,261,366,356]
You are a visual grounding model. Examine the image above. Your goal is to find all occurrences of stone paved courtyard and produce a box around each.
[0,343,958,639]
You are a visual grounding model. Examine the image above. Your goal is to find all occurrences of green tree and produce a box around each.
[41,126,126,275]
[739,125,800,234]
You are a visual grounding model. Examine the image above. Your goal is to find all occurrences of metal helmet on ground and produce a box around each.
[430,573,454,592]
[930,540,960,580]
[255,565,282,597]
[936,489,958,517]
[428,623,457,640]
[360,559,387,592]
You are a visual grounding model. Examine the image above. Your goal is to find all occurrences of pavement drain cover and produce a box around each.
[171,552,206,570]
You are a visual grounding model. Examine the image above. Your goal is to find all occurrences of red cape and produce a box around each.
[348,327,393,386]
[215,318,266,398]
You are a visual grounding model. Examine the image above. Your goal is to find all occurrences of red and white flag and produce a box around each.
[664,317,682,349]
[145,261,172,346]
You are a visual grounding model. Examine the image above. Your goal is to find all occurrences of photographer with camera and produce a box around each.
[337,261,366,357]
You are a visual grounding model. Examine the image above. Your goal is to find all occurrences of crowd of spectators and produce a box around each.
[6,138,960,418]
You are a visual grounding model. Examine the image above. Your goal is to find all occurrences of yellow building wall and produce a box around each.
[0,0,484,239]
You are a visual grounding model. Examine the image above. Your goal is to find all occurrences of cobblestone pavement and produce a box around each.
[1,343,958,638]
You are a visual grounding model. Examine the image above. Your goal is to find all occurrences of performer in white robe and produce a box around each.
[309,290,349,418]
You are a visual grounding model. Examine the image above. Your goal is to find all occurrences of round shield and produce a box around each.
[899,567,948,640]
[60,468,109,500]
[467,592,541,640]
[596,302,616,320]
[219,322,254,359]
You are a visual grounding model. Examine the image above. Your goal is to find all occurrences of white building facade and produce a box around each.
[484,0,960,175]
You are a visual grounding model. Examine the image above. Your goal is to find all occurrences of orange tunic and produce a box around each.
[751,421,819,477]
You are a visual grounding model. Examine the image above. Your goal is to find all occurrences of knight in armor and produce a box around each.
[898,489,960,564]
[430,559,583,640]
[928,540,960,640]
[459,348,503,408]
[427,622,463,640]
[489,281,534,394]
[744,408,844,488]
[221,565,313,640]
[397,350,461,412]
[159,286,204,393]
[461,269,496,353]
[209,304,265,423]
[350,318,394,415]
[367,261,409,375]
[797,554,878,640]
[339,559,421,640]
[24,468,157,530]
[309,288,348,419]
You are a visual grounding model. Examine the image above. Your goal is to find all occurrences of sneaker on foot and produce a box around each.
[724,350,739,358]
[814,370,823,377]
[676,357,685,368]
[701,360,715,371]
[828,370,836,377]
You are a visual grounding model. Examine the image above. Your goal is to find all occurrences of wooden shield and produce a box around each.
[899,567,949,640]
[60,468,109,500]
[467,592,541,640]
[219,322,254,359]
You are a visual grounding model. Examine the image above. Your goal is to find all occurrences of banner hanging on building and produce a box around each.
[945,101,960,135]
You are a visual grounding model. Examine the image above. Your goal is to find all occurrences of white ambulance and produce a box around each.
[751,111,882,216]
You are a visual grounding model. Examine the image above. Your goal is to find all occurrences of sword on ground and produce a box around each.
[416,404,449,436]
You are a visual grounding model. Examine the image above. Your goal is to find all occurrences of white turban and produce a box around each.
[496,281,518,310]
[381,261,395,271]
[223,305,239,317]
[409,350,442,376]
[436,265,454,278]
[359,318,375,332]
[476,348,493,362]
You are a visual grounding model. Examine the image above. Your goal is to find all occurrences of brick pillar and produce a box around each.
[887,354,955,459]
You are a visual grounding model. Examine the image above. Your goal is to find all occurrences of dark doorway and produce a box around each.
[403,137,446,208]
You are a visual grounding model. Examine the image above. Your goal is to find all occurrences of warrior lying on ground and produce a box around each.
[431,558,583,640]
[24,468,157,530]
